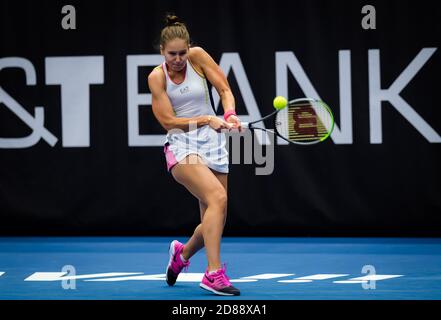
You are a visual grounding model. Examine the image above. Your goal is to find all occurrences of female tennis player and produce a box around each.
[148,14,241,296]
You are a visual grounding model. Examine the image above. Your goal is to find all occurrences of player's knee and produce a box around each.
[218,191,228,210]
[207,189,227,210]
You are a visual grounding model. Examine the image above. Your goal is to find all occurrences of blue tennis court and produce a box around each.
[1,237,440,300]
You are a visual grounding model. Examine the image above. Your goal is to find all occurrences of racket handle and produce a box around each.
[241,122,250,128]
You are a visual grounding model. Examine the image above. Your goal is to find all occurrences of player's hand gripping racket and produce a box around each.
[241,97,335,145]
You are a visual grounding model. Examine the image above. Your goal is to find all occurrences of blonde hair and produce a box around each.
[160,14,190,47]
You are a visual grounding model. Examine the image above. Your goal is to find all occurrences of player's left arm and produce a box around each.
[190,47,241,129]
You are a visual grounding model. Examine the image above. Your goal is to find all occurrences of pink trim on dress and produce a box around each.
[164,144,178,172]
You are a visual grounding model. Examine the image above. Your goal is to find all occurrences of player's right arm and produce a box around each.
[148,68,231,132]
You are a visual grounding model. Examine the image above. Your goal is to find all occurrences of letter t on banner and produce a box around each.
[45,56,104,147]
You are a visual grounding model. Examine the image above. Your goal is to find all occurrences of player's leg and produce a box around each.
[172,157,239,295]
[181,202,205,260]
[182,170,227,260]
[211,169,228,226]
[171,154,227,271]
[166,154,224,286]
[167,154,239,295]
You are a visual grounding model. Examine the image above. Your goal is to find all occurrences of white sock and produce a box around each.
[180,254,188,263]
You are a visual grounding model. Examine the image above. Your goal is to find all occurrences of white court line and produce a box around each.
[294,274,349,280]
[345,275,403,281]
[240,273,294,280]
[86,274,168,282]
[86,273,258,283]
[279,274,349,283]
[334,275,403,284]
[25,272,143,281]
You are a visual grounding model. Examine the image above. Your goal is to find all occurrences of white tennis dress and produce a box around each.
[161,60,229,173]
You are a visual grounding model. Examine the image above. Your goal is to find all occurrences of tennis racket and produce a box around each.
[241,98,335,145]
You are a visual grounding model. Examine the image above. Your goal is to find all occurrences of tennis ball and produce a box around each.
[273,96,287,110]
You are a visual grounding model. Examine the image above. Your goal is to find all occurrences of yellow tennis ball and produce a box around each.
[273,96,287,110]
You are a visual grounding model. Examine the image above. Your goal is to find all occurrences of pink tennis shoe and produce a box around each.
[166,240,190,286]
[200,264,240,296]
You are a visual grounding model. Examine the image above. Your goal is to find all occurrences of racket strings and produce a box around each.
[288,105,329,139]
[276,100,334,144]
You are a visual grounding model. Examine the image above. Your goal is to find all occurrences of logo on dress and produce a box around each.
[180,86,190,94]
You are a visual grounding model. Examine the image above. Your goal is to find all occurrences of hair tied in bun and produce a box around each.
[166,14,180,26]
